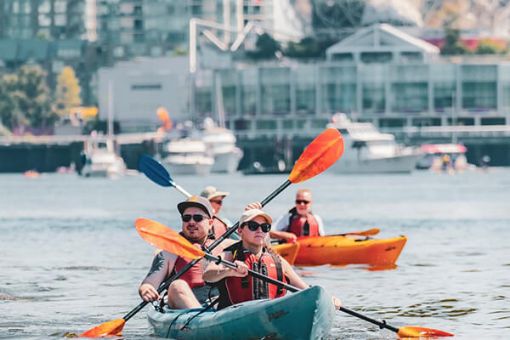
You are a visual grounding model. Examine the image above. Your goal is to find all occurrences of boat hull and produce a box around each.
[148,286,334,340]
[331,154,420,174]
[275,235,407,266]
[211,148,243,173]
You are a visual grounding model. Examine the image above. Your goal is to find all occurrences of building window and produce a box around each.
[322,83,356,114]
[331,53,354,62]
[362,84,385,113]
[462,82,497,111]
[241,85,256,115]
[256,120,277,130]
[195,88,212,115]
[296,86,315,115]
[360,52,392,64]
[481,117,505,125]
[379,118,405,128]
[392,82,428,113]
[261,84,290,115]
[434,83,455,112]
[131,84,162,90]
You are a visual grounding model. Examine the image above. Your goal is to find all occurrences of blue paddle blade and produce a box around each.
[138,154,174,188]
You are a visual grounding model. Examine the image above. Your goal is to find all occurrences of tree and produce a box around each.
[0,64,57,130]
[246,33,281,60]
[55,66,82,117]
[441,26,469,55]
[284,36,337,59]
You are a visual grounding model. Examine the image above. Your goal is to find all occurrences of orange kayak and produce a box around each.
[272,243,300,265]
[274,235,407,267]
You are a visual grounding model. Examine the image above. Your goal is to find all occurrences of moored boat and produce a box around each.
[274,235,407,267]
[148,286,334,340]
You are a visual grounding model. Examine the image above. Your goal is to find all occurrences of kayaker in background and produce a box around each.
[200,186,236,239]
[203,205,341,310]
[138,196,233,309]
[269,189,325,243]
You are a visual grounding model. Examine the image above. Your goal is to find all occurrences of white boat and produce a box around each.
[417,144,473,172]
[201,118,243,173]
[80,139,126,178]
[327,113,420,174]
[161,138,214,176]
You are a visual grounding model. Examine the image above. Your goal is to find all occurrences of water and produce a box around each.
[0,169,509,339]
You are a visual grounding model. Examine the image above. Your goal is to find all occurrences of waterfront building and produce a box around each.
[98,24,509,138]
[191,24,509,140]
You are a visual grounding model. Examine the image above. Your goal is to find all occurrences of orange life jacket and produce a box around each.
[288,208,320,237]
[172,235,209,288]
[218,241,286,309]
[211,216,228,239]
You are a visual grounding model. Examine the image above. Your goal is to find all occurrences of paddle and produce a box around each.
[328,227,380,237]
[80,128,344,337]
[138,154,192,197]
[137,219,453,339]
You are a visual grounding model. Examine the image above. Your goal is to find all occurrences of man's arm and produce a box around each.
[139,251,177,302]
[269,213,297,243]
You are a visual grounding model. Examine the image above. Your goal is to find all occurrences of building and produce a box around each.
[98,24,509,139]
[97,57,189,132]
[0,0,93,40]
[191,24,509,140]
[96,0,275,64]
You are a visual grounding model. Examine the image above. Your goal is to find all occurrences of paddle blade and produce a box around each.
[80,318,125,338]
[138,155,174,188]
[288,128,344,183]
[135,218,204,259]
[398,326,454,338]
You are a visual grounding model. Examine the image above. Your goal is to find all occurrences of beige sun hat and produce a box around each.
[177,195,214,218]
[200,186,230,200]
[239,209,272,225]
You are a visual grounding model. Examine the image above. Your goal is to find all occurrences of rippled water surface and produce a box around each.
[1,168,509,339]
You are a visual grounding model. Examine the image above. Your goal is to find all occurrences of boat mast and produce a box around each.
[107,80,114,139]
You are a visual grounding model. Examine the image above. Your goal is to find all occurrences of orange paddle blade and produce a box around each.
[288,128,344,183]
[398,326,454,338]
[135,218,204,259]
[80,318,125,337]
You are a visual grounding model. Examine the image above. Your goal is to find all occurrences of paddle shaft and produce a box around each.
[339,307,399,333]
[123,180,292,321]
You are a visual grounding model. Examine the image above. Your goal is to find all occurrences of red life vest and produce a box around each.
[211,216,228,239]
[288,208,320,237]
[218,242,286,309]
[172,236,209,289]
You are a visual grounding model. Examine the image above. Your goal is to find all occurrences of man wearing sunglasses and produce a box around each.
[270,189,325,243]
[138,195,233,309]
[200,186,237,240]
[203,207,312,309]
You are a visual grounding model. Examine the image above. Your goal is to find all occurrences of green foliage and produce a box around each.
[55,66,82,117]
[0,64,57,130]
[441,27,469,55]
[475,40,507,55]
[246,33,281,60]
[284,36,337,59]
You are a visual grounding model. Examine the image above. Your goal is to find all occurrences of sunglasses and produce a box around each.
[181,214,207,222]
[295,199,310,205]
[242,221,271,233]
[210,199,223,205]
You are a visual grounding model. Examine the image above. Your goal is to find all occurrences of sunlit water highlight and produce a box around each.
[0,168,509,339]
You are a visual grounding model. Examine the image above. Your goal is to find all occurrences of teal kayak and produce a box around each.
[148,286,334,340]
